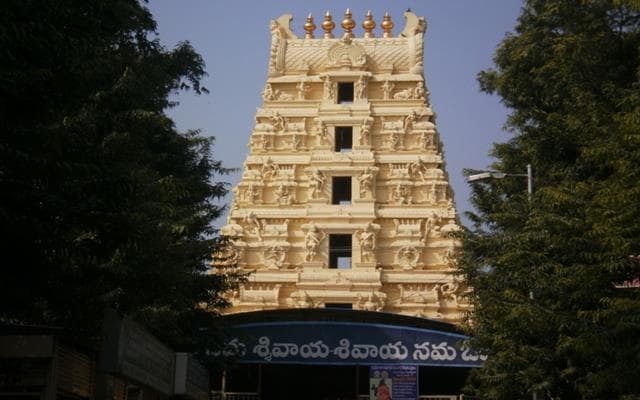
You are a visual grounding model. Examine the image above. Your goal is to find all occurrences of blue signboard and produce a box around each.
[212,321,486,367]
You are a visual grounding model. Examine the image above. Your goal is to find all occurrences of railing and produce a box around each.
[211,391,259,400]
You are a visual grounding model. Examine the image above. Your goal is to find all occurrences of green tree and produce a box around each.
[0,0,239,351]
[460,0,640,398]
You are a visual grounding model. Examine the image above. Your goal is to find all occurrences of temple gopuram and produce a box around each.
[215,10,481,400]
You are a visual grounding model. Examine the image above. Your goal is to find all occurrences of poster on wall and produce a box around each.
[369,365,418,400]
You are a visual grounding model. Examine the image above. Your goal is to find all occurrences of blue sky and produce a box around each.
[146,1,524,226]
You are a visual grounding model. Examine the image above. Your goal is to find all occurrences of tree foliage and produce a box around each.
[0,0,239,351]
[460,0,640,398]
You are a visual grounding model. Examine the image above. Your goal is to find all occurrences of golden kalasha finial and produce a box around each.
[304,13,316,39]
[381,12,394,38]
[362,10,376,38]
[322,11,336,38]
[341,8,356,38]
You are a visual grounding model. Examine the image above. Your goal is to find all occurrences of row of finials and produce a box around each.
[303,9,397,39]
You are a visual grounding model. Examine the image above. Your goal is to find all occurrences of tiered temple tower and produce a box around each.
[220,10,468,323]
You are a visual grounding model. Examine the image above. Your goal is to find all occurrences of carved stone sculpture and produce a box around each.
[304,223,326,262]
[354,75,367,100]
[408,158,428,181]
[276,184,293,205]
[270,111,285,132]
[261,157,279,180]
[359,117,373,146]
[397,246,420,270]
[296,80,310,100]
[265,245,287,269]
[357,222,377,262]
[391,183,412,205]
[243,211,263,240]
[381,80,395,100]
[358,167,374,198]
[322,76,336,101]
[308,170,326,199]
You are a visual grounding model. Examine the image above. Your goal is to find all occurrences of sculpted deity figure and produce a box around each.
[276,184,293,205]
[403,109,427,133]
[262,83,275,101]
[304,223,326,262]
[408,158,428,181]
[391,183,412,205]
[354,75,367,100]
[442,248,458,269]
[414,81,427,100]
[243,211,263,240]
[421,212,441,243]
[270,111,285,132]
[244,183,261,203]
[308,170,326,199]
[381,80,395,100]
[437,277,461,303]
[420,131,435,150]
[358,292,385,312]
[388,132,402,150]
[296,80,310,100]
[357,222,377,262]
[265,245,287,269]
[358,167,374,198]
[403,110,417,133]
[315,119,329,145]
[322,76,336,101]
[261,157,279,180]
[397,246,420,270]
[359,117,373,146]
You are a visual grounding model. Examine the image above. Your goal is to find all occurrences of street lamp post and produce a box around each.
[467,164,533,201]
[466,163,536,400]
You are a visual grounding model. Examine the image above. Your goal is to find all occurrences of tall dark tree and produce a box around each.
[0,0,239,351]
[460,0,640,398]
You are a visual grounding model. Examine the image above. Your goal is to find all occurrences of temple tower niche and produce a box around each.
[220,10,468,323]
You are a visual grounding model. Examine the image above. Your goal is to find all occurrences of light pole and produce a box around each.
[467,163,537,399]
[467,164,533,201]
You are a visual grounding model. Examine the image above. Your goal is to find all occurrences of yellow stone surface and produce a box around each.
[219,11,469,324]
